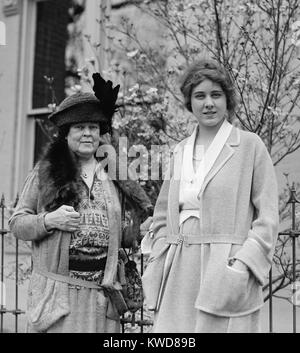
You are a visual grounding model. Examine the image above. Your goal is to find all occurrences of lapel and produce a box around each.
[167,143,183,236]
[197,126,240,199]
[166,126,240,235]
[181,127,198,183]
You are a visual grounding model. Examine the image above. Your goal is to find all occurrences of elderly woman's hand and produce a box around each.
[44,205,81,232]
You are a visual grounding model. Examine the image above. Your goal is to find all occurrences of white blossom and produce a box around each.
[146,87,158,95]
[126,49,139,58]
[128,84,140,92]
[48,103,56,112]
[71,85,82,92]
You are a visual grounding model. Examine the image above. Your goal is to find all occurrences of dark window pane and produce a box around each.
[33,116,57,165]
[32,0,71,109]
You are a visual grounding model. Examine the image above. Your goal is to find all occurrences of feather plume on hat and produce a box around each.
[46,73,152,247]
[92,72,120,134]
[92,73,153,229]
[48,73,120,132]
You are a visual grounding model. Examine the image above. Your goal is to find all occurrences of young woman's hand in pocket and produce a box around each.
[231,259,249,273]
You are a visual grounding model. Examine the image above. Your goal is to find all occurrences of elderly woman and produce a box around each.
[142,58,279,333]
[9,73,152,333]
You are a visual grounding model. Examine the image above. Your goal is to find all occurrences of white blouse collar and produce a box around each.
[181,119,232,184]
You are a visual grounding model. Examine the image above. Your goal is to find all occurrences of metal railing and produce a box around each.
[267,184,300,333]
[0,194,25,333]
[0,188,299,333]
[120,253,153,333]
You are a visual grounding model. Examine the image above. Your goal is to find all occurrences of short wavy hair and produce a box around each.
[180,58,237,118]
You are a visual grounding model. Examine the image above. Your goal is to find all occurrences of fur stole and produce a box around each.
[38,139,153,219]
[38,139,82,212]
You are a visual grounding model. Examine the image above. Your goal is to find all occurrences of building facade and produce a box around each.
[1,0,300,207]
[0,0,106,205]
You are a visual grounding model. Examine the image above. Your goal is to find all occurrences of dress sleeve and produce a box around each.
[8,168,53,241]
[234,136,279,285]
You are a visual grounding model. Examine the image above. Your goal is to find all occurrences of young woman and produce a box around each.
[142,59,279,333]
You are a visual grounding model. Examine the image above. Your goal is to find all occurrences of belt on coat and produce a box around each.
[165,234,245,245]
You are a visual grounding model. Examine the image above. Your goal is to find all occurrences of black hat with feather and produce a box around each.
[49,73,120,135]
[47,73,153,230]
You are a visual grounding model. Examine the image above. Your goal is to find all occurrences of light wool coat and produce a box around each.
[142,125,279,332]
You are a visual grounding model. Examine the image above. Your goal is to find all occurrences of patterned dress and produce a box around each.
[47,168,121,333]
[69,174,111,285]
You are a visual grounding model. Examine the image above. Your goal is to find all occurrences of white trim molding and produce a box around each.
[12,0,37,197]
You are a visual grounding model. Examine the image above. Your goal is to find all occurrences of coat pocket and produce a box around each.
[195,264,262,317]
[27,272,70,332]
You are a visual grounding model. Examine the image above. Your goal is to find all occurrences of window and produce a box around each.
[31,0,72,163]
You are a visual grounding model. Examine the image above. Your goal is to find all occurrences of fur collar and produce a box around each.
[38,139,153,219]
[38,139,82,212]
